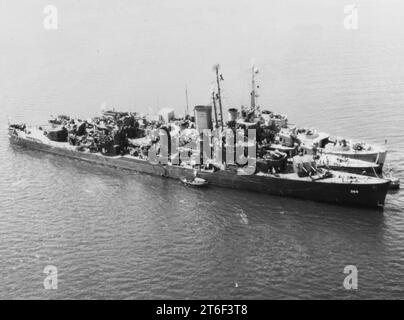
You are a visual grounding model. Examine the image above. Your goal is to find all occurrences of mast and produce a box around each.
[251,66,256,110]
[212,91,219,128]
[251,65,259,112]
[185,86,190,116]
[214,64,224,128]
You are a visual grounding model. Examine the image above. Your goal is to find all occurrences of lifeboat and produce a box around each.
[295,129,387,167]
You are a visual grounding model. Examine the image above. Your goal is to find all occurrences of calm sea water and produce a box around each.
[0,0,403,299]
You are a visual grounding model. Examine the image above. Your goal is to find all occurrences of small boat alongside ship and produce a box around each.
[295,128,387,168]
[180,176,209,187]
[275,128,387,170]
[316,154,381,175]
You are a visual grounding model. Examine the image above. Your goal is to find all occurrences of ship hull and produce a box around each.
[9,134,390,208]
